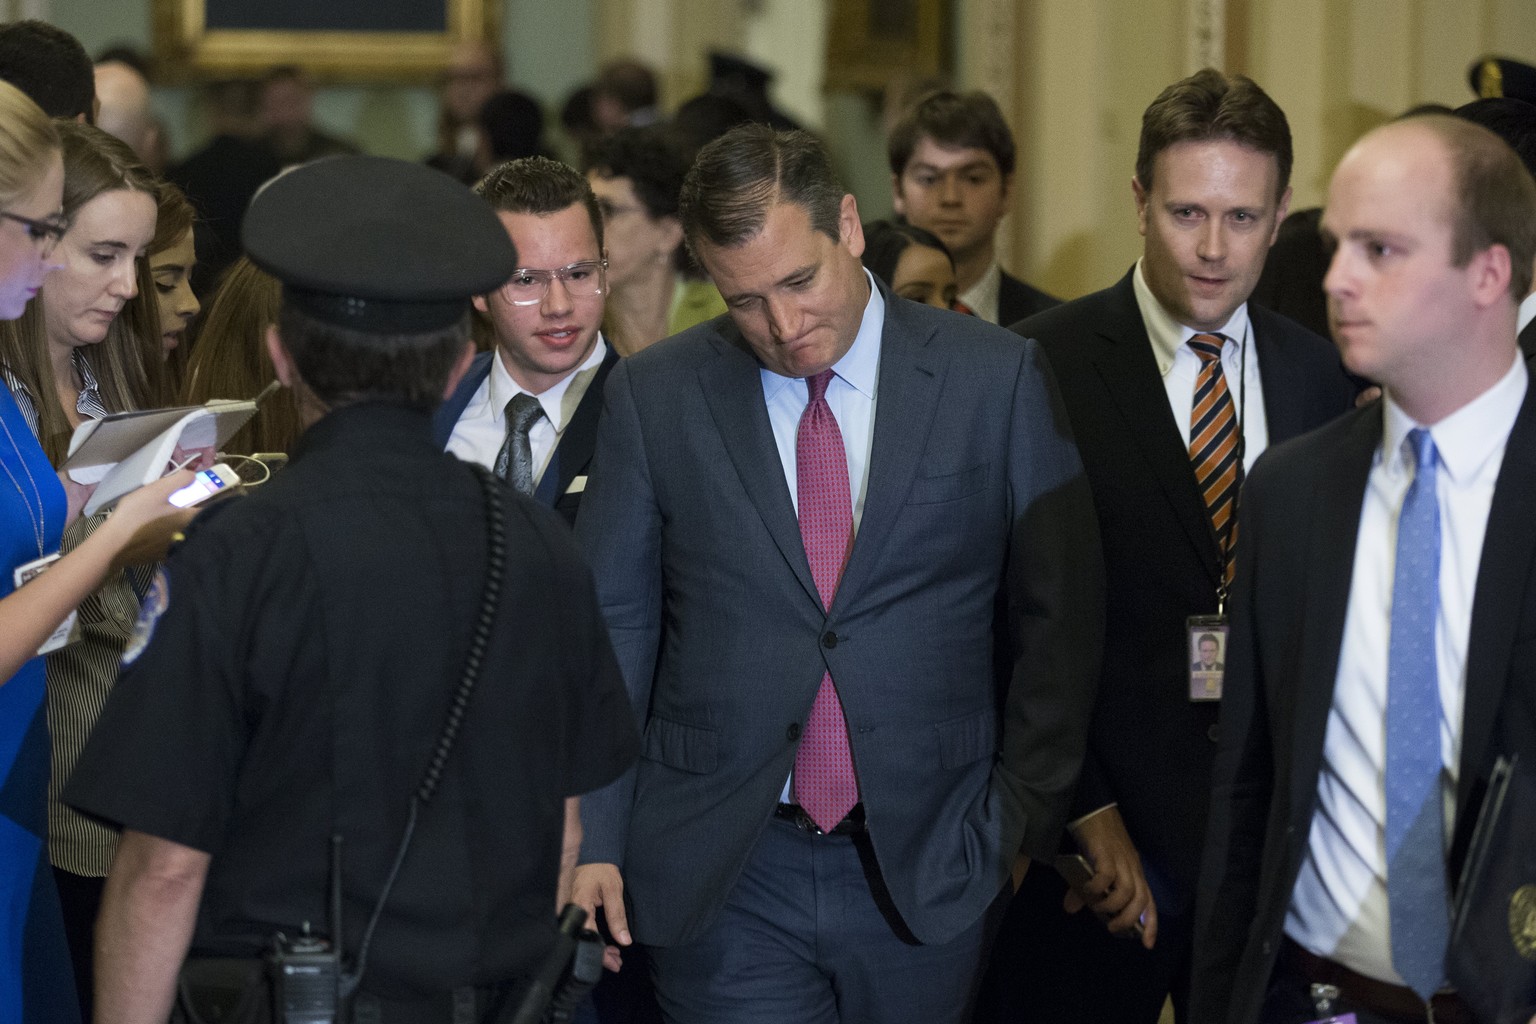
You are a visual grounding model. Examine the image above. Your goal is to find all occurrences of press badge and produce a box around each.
[1186,614,1227,702]
[13,553,77,655]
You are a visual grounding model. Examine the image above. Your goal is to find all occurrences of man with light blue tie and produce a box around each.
[1191,114,1536,1023]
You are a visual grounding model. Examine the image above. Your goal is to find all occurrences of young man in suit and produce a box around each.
[435,156,619,525]
[978,69,1355,1024]
[888,90,1058,325]
[1193,113,1536,1024]
[571,123,1102,1024]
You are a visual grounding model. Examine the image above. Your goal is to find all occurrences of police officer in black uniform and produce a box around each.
[65,156,640,1024]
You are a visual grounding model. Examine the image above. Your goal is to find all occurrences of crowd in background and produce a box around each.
[0,12,1532,1024]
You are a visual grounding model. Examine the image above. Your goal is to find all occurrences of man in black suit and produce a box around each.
[978,69,1354,1024]
[435,156,618,525]
[1192,114,1536,1024]
[888,90,1057,325]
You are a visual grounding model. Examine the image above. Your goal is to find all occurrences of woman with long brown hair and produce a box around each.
[0,121,165,463]
[145,180,199,390]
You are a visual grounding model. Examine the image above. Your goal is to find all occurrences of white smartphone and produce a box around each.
[168,463,241,508]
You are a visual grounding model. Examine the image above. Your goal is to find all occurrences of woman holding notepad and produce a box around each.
[0,87,192,1023]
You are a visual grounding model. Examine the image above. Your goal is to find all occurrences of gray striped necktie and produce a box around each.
[496,393,544,495]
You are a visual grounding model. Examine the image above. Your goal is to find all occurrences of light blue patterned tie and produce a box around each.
[1385,427,1449,1002]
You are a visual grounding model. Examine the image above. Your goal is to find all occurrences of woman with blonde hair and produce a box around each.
[0,81,192,1024]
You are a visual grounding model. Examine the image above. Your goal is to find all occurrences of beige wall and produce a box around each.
[1003,0,1536,301]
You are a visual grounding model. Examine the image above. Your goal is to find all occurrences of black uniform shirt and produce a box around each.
[66,402,638,998]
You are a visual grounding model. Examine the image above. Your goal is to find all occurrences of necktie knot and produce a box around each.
[506,393,544,432]
[1189,333,1225,363]
[806,369,836,405]
[1406,427,1437,476]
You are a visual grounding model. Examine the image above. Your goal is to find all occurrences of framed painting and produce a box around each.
[152,0,499,82]
[824,0,951,93]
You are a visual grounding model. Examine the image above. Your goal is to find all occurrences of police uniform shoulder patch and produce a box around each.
[122,568,170,666]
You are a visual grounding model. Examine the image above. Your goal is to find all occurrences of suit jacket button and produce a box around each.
[1261,939,1273,956]
[821,631,838,649]
[1207,724,1219,743]
[787,723,802,741]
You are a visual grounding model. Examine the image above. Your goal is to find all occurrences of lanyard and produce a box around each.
[0,407,45,559]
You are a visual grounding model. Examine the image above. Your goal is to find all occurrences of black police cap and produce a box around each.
[1470,57,1536,106]
[242,155,517,333]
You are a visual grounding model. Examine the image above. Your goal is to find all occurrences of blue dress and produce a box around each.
[0,386,77,1022]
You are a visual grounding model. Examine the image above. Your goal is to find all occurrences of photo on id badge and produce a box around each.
[1186,617,1227,701]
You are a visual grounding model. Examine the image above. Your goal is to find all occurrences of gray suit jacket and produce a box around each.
[575,286,1103,948]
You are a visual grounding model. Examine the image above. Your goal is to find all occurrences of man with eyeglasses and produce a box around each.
[435,156,618,525]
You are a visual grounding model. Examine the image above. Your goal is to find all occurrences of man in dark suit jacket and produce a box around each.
[1193,115,1536,1024]
[978,70,1355,1024]
[888,90,1058,325]
[433,156,615,524]
[571,124,1102,1024]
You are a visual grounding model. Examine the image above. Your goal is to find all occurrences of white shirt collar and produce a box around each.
[959,260,1002,324]
[1381,351,1528,486]
[1133,258,1253,373]
[488,334,608,432]
[763,270,883,399]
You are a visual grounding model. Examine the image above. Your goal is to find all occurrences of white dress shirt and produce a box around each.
[764,271,884,802]
[445,336,608,488]
[1133,259,1270,475]
[1286,353,1528,984]
[959,260,1002,326]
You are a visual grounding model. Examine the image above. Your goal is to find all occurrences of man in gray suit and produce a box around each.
[571,124,1102,1024]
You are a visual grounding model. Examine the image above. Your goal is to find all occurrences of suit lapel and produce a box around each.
[1518,321,1536,361]
[832,297,946,609]
[1457,384,1536,818]
[1254,313,1311,442]
[697,325,822,608]
[1089,275,1221,584]
[1287,408,1380,813]
[534,344,619,506]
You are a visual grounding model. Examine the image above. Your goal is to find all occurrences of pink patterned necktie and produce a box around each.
[792,369,859,832]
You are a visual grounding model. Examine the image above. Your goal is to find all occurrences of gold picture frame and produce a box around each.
[824,0,950,93]
[152,0,500,83]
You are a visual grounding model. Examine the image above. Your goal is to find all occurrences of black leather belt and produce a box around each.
[774,802,865,836]
[1280,938,1472,1024]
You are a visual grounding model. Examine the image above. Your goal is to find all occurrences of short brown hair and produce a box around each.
[473,156,603,255]
[679,124,843,256]
[887,90,1015,178]
[1411,114,1536,299]
[1136,68,1292,201]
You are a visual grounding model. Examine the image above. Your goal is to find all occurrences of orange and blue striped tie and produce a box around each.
[1189,334,1239,584]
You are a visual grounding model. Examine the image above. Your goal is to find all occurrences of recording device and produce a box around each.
[169,463,241,507]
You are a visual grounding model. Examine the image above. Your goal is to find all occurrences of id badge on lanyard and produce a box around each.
[1187,330,1247,703]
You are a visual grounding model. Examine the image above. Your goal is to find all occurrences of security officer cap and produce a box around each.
[1469,57,1536,105]
[242,155,518,333]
